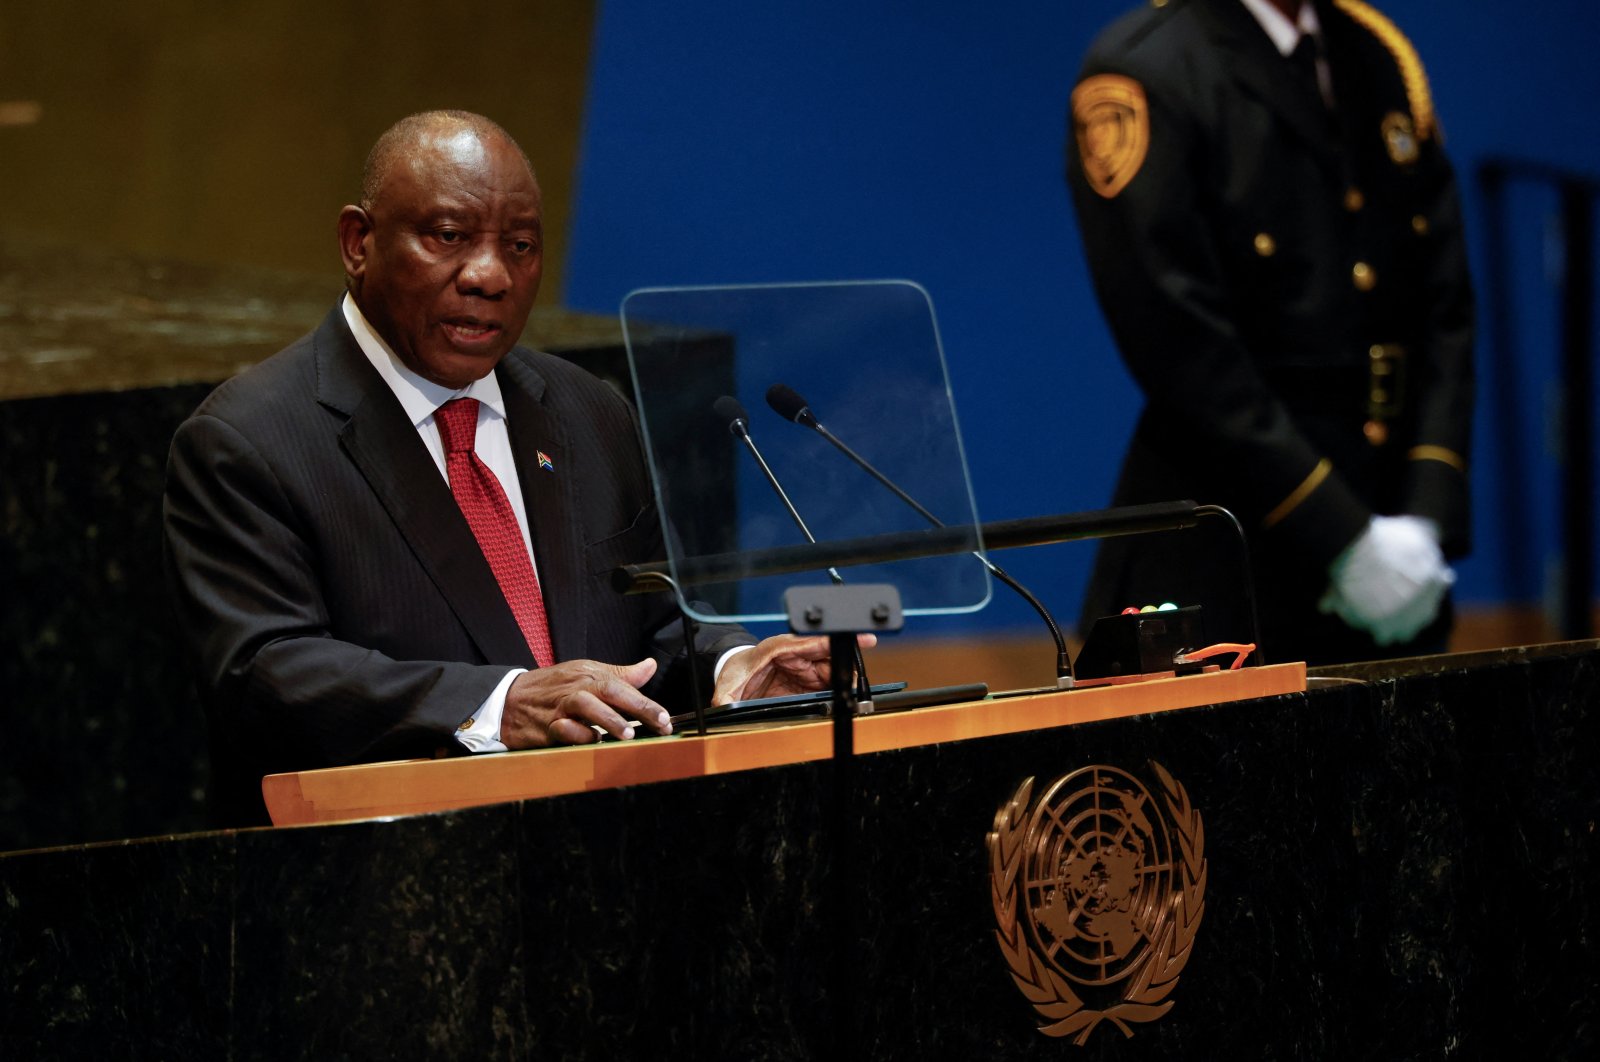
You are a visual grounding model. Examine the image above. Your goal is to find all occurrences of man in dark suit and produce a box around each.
[1066,0,1474,665]
[165,111,851,822]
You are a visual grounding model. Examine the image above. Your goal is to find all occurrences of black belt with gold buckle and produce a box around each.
[1364,342,1407,446]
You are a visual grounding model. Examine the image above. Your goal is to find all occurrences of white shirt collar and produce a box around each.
[1238,0,1322,57]
[341,292,507,426]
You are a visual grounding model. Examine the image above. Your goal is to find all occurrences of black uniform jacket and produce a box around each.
[164,305,752,822]
[1067,0,1474,642]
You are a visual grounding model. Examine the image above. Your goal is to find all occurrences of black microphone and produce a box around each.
[768,383,945,526]
[712,394,749,435]
[713,395,871,701]
[765,383,1077,688]
[716,395,831,570]
[766,383,819,429]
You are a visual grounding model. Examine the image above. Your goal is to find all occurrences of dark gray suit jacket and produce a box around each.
[164,305,751,823]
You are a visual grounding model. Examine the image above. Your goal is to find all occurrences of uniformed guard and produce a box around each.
[1067,0,1474,665]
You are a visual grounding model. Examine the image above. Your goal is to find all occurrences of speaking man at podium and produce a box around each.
[1066,0,1474,665]
[164,111,845,824]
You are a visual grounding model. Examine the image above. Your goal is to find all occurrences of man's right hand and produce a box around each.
[499,658,671,748]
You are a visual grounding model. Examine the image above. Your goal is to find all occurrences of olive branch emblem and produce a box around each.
[987,762,1207,1044]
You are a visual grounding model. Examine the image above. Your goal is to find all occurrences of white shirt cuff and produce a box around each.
[713,645,752,686]
[455,668,526,754]
[460,650,747,751]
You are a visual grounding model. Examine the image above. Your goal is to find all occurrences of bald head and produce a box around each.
[339,110,545,389]
[360,110,536,210]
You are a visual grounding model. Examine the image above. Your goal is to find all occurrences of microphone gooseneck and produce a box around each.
[764,383,1075,687]
[713,396,870,700]
[716,394,824,559]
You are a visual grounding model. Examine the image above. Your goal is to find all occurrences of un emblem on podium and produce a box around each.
[987,763,1207,1044]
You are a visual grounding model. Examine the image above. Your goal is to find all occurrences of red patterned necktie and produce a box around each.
[434,397,555,667]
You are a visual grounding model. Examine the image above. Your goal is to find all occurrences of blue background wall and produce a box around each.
[564,0,1600,636]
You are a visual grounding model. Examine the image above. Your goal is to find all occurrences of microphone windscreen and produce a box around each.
[713,394,749,425]
[765,383,810,423]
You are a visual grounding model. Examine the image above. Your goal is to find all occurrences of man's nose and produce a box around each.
[457,238,511,296]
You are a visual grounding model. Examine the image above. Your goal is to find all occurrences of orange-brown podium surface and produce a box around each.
[263,661,1306,826]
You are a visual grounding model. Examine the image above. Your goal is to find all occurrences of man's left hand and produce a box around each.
[712,633,879,706]
[1319,514,1454,645]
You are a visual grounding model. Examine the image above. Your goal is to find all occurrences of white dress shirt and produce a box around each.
[1238,0,1334,107]
[342,294,523,752]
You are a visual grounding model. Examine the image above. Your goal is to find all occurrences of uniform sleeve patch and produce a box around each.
[1072,74,1150,199]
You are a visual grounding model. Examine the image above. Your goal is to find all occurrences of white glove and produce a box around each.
[1319,515,1455,646]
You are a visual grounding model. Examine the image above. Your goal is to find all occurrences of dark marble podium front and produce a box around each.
[2,641,1596,1059]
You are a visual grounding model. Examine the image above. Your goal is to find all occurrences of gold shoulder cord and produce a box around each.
[1332,0,1436,140]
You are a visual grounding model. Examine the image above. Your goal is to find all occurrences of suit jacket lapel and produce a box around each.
[1197,0,1340,167]
[498,353,588,665]
[312,308,536,668]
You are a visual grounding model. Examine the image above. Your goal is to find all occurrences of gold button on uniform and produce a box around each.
[1344,188,1364,211]
[1411,214,1429,235]
[1352,261,1376,291]
[1253,232,1276,257]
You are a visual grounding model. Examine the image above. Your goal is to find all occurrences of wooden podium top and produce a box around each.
[261,662,1305,827]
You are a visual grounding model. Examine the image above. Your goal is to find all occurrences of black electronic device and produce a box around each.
[668,681,909,729]
[1073,606,1207,680]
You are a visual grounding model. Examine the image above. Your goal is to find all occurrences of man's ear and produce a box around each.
[337,205,372,283]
